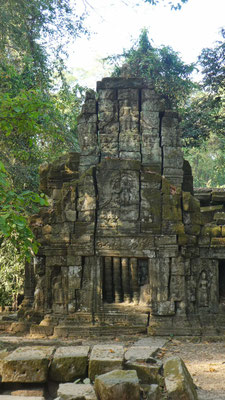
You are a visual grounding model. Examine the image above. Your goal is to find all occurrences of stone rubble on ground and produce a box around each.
[0,340,199,399]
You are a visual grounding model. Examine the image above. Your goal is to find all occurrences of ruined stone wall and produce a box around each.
[25,78,225,337]
[78,78,184,188]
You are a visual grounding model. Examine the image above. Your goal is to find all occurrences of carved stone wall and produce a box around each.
[25,78,225,336]
[78,78,183,189]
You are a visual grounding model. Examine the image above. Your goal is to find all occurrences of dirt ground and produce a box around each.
[161,338,225,400]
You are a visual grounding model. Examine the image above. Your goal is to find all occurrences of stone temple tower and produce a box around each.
[24,77,225,337]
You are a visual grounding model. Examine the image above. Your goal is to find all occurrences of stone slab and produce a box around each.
[94,369,140,400]
[125,346,161,362]
[0,398,44,400]
[164,357,198,400]
[133,337,168,357]
[57,383,97,400]
[2,346,55,383]
[49,345,90,382]
[88,345,124,382]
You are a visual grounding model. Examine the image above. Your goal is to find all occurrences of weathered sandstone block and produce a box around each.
[88,345,124,382]
[2,346,55,383]
[49,346,90,382]
[58,383,97,400]
[164,357,198,400]
[94,369,140,400]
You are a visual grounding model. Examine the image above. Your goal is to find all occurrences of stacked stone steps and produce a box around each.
[53,324,147,338]
[29,310,149,338]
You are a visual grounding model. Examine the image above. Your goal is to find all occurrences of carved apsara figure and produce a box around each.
[198,270,209,307]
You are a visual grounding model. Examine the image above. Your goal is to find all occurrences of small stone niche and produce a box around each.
[102,257,148,304]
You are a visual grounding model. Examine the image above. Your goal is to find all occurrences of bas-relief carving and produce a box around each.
[34,276,45,312]
[197,270,210,308]
[97,170,139,210]
[119,103,139,132]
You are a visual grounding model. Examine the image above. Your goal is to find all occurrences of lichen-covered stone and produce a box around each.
[2,346,55,383]
[57,383,97,400]
[164,357,198,400]
[49,346,90,382]
[88,345,124,382]
[125,360,162,384]
[94,369,140,400]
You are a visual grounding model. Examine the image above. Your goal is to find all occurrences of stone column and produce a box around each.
[104,257,113,303]
[113,257,122,303]
[130,258,139,304]
[121,258,131,302]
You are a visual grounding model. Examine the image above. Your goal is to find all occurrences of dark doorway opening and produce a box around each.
[219,260,225,303]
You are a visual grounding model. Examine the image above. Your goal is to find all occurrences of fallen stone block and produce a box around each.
[94,369,140,400]
[2,346,55,383]
[141,384,161,400]
[49,345,90,382]
[164,356,198,400]
[57,383,97,400]
[125,360,163,384]
[133,337,168,354]
[88,345,124,382]
[125,346,160,362]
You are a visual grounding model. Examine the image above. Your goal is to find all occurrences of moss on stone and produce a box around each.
[49,355,88,382]
[211,237,225,247]
[162,204,182,222]
[211,225,222,237]
[178,234,197,246]
[89,360,123,382]
[125,362,162,384]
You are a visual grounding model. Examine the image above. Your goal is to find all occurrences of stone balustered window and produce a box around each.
[102,257,148,304]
